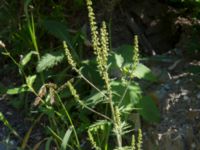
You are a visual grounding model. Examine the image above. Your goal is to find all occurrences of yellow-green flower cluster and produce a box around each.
[86,0,101,55]
[137,129,143,150]
[114,106,123,147]
[88,130,101,150]
[63,41,77,70]
[132,35,139,71]
[115,106,122,132]
[86,0,110,78]
[67,81,80,101]
[131,134,136,150]
[100,21,109,73]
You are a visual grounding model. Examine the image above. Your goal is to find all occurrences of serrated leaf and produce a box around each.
[88,120,111,131]
[26,75,37,87]
[6,84,30,95]
[137,96,160,123]
[36,52,64,72]
[122,63,157,82]
[85,90,107,106]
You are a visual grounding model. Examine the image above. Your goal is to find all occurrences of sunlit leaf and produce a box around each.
[20,51,37,67]
[26,75,37,87]
[133,63,157,82]
[6,84,30,95]
[61,126,73,150]
[36,52,64,72]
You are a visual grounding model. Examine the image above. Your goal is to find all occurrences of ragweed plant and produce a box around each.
[1,0,161,149]
[63,0,143,149]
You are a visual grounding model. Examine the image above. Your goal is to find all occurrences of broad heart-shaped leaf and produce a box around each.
[123,63,157,82]
[133,64,157,81]
[20,51,37,67]
[108,52,124,68]
[111,81,142,112]
[108,52,124,78]
[115,53,124,68]
[6,84,30,95]
[36,52,64,72]
[109,45,132,71]
[111,45,157,82]
[136,96,160,123]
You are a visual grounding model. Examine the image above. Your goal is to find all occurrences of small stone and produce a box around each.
[191,143,196,149]
[196,92,200,99]
[163,84,170,90]
[175,80,180,84]
[183,95,189,101]
[181,88,189,96]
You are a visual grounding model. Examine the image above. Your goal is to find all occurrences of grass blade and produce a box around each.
[61,126,73,150]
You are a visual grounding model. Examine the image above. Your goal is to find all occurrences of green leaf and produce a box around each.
[133,63,157,82]
[6,84,30,95]
[45,137,53,150]
[0,112,19,137]
[61,126,73,150]
[81,60,103,86]
[85,90,107,106]
[36,52,64,72]
[24,0,32,16]
[111,81,142,112]
[20,51,37,67]
[122,63,157,82]
[88,120,111,132]
[42,20,70,42]
[114,45,133,63]
[26,75,37,87]
[115,53,124,68]
[137,96,160,123]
